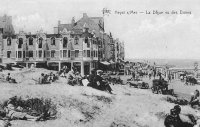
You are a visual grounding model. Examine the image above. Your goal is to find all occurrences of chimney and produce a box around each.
[83,13,88,18]
[71,17,75,26]
[58,20,61,26]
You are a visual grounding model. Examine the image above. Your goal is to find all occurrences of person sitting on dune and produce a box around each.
[94,70,113,94]
[164,105,196,127]
[39,73,45,84]
[3,103,43,121]
[164,105,182,127]
[66,67,77,86]
[6,73,11,82]
[6,73,17,83]
[189,90,200,108]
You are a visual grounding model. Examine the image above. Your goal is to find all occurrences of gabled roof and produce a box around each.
[89,17,104,28]
[58,14,104,38]
[58,24,73,32]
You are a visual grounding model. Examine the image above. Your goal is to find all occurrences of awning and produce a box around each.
[101,61,110,65]
[0,63,7,66]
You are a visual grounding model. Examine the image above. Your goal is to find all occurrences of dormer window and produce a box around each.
[74,36,79,45]
[51,37,55,45]
[85,37,88,43]
[63,37,68,48]
[29,37,33,45]
[18,38,23,48]
[85,37,90,48]
[7,38,11,46]
[38,37,43,48]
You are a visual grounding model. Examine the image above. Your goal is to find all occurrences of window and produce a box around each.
[46,50,50,57]
[83,50,86,57]
[51,37,55,45]
[44,50,46,57]
[94,51,96,57]
[74,36,79,45]
[92,62,96,68]
[85,37,90,48]
[29,37,33,45]
[7,38,11,46]
[26,51,29,57]
[18,38,23,48]
[87,50,90,57]
[7,51,11,58]
[29,51,33,57]
[75,50,79,57]
[60,50,62,58]
[23,51,25,58]
[85,37,88,43]
[38,38,43,48]
[51,50,55,58]
[91,50,93,57]
[39,50,42,58]
[68,50,71,57]
[18,51,22,58]
[63,37,68,48]
[63,50,67,57]
[96,51,98,58]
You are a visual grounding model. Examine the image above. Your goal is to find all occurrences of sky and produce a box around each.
[0,0,200,59]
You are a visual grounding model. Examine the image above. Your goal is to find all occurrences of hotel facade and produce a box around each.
[0,13,125,75]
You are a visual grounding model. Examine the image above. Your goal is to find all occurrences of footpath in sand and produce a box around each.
[0,68,198,127]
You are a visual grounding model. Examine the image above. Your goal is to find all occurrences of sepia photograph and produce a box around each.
[0,0,200,127]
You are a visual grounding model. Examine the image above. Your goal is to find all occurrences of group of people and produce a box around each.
[38,72,58,84]
[59,66,70,78]
[164,105,197,127]
[87,69,113,94]
[66,67,82,86]
[62,66,113,94]
[163,89,200,127]
[60,66,113,93]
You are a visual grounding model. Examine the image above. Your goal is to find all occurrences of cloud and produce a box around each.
[124,15,200,59]
[13,13,51,33]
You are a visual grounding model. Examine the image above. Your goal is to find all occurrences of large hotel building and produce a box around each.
[0,13,125,76]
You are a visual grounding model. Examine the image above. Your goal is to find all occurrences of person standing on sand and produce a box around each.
[131,71,135,80]
[153,69,156,79]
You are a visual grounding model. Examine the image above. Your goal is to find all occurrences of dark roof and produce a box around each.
[25,35,37,38]
[58,15,104,38]
[81,31,94,38]
[58,24,73,32]
[46,34,62,38]
[3,34,17,39]
[73,17,102,38]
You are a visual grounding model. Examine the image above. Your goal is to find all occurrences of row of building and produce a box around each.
[0,13,125,76]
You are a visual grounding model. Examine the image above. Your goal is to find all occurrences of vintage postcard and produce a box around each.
[0,0,199,127]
